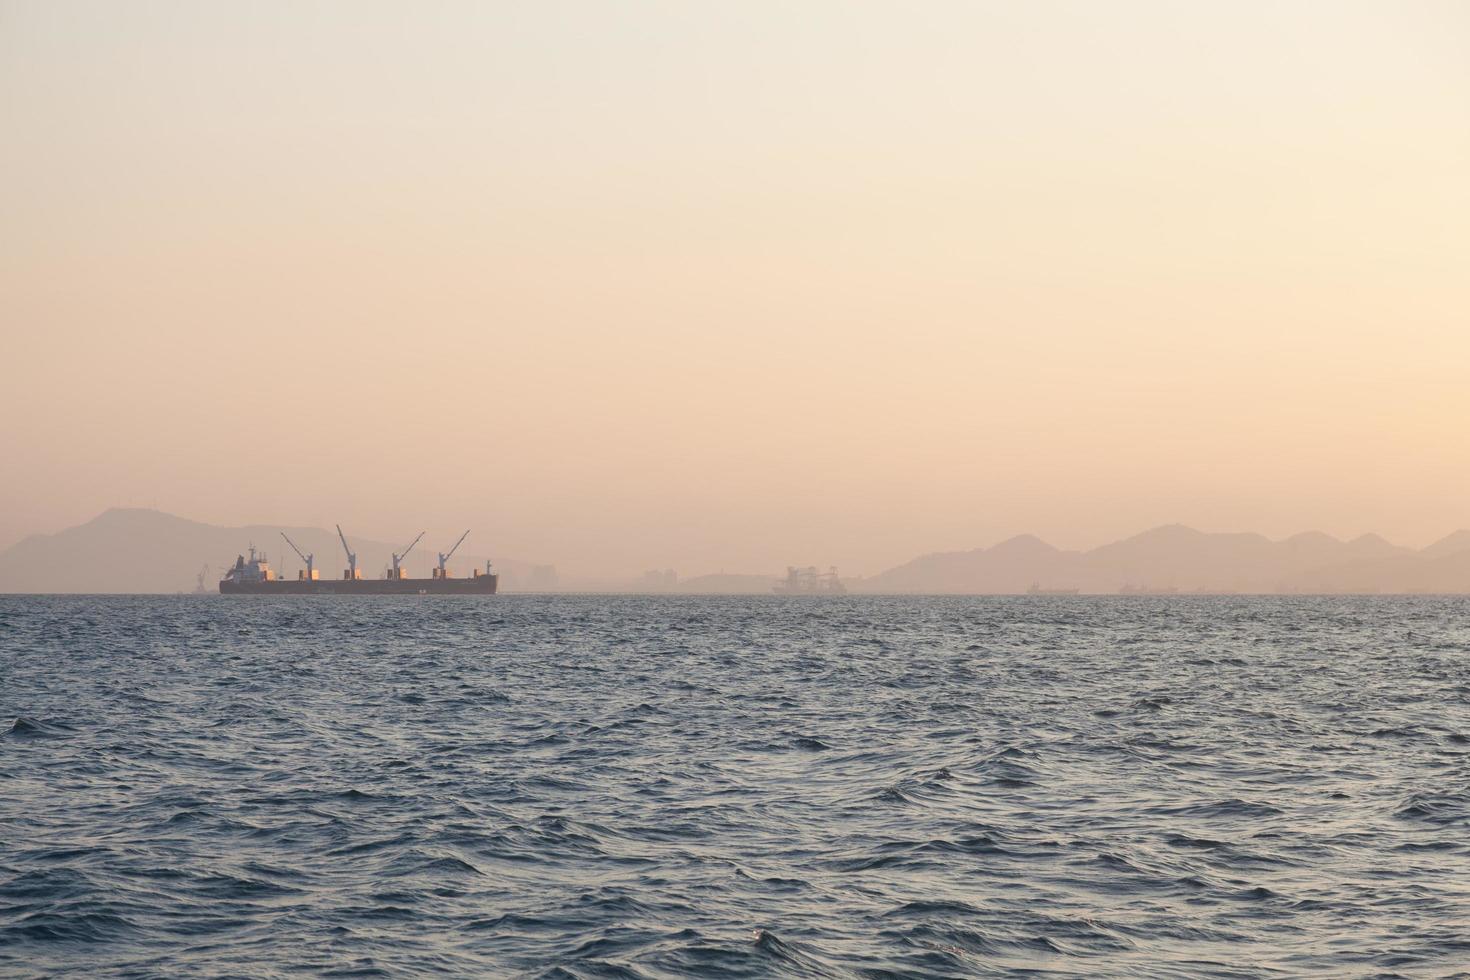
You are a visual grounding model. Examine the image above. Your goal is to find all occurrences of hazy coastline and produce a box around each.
[7,508,1470,596]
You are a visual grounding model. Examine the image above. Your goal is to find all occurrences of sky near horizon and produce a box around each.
[2,1,1468,576]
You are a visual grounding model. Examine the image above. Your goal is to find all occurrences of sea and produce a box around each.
[1,595,1468,978]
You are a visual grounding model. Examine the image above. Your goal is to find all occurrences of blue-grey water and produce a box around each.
[2,595,1469,978]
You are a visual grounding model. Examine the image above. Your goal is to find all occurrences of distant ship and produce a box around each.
[774,566,846,595]
[219,526,497,595]
[1027,583,1079,595]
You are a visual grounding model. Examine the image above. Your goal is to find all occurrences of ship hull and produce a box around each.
[220,576,498,595]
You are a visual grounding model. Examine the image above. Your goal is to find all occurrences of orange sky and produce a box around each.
[3,1,1468,577]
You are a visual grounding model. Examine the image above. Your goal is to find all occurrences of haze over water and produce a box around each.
[4,2,1470,577]
[4,595,1469,977]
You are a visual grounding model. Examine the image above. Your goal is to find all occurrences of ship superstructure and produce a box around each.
[223,546,276,585]
[219,527,497,595]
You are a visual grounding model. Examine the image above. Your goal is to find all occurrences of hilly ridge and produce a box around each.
[858,523,1469,594]
[3,509,1470,594]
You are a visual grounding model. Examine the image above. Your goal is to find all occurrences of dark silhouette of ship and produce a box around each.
[219,527,497,595]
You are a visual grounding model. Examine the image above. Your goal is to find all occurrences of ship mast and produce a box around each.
[391,531,424,580]
[336,524,358,580]
[280,532,314,581]
[436,529,470,578]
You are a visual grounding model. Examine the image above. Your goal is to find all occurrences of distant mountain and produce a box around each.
[0,509,556,593]
[859,524,1466,595]
[1422,530,1470,558]
[862,534,1072,594]
[7,510,1470,595]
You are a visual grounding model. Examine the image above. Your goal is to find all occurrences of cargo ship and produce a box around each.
[219,526,497,595]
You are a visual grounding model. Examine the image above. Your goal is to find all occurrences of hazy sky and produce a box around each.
[3,1,1468,577]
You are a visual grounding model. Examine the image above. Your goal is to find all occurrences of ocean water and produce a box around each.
[2,595,1468,978]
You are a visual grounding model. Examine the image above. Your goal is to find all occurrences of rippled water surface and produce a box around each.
[2,595,1469,978]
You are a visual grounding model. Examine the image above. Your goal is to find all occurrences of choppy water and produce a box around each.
[2,595,1469,978]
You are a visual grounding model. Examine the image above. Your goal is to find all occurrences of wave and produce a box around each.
[4,593,1470,976]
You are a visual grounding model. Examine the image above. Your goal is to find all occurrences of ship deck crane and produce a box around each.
[391,531,424,580]
[436,529,471,578]
[337,524,359,580]
[280,532,314,581]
